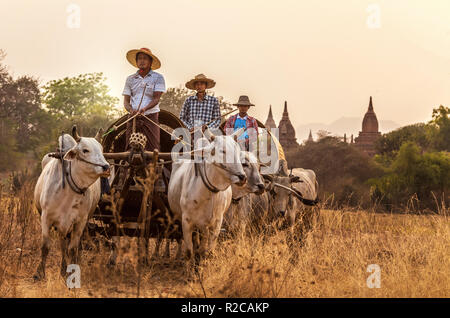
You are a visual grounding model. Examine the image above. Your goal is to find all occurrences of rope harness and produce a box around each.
[49,151,108,195]
[194,156,242,193]
[66,161,87,195]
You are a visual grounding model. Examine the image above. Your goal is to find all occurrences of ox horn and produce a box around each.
[272,182,302,197]
[203,128,215,141]
[272,182,318,206]
[94,128,103,143]
[230,127,245,140]
[259,161,269,167]
[72,125,81,142]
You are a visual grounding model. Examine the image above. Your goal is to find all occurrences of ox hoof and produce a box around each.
[106,259,116,268]
[138,257,150,267]
[60,269,67,279]
[33,272,45,282]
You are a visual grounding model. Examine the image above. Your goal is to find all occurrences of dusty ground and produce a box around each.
[0,184,449,298]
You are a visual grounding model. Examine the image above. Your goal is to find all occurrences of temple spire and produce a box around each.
[264,104,277,130]
[368,96,374,112]
[278,100,298,149]
[307,129,313,142]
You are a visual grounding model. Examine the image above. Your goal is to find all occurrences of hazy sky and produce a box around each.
[1,0,449,135]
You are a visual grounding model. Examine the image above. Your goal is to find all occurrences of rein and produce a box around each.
[194,160,230,193]
[66,161,87,195]
[49,151,105,195]
[77,155,108,168]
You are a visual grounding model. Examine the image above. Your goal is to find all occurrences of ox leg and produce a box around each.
[206,221,222,258]
[60,236,69,278]
[33,217,51,281]
[192,230,205,267]
[107,236,119,267]
[145,238,150,263]
[182,218,194,261]
[68,223,84,266]
[164,239,171,258]
[175,239,183,260]
[152,237,162,260]
[138,237,150,266]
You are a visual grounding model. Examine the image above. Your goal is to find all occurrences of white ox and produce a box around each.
[287,168,319,230]
[264,162,319,241]
[33,127,110,280]
[223,151,265,234]
[151,151,265,260]
[168,130,246,263]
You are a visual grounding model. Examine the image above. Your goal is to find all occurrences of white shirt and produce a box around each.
[122,70,166,115]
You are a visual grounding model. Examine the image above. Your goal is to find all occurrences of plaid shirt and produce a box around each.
[180,94,221,130]
[224,114,259,150]
[224,114,259,135]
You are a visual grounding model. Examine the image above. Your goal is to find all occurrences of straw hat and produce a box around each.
[126,47,161,70]
[233,95,255,107]
[185,74,216,90]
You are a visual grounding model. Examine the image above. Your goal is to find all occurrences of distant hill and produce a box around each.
[296,117,401,142]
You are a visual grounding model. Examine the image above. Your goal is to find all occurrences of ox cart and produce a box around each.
[87,109,269,243]
[86,110,316,247]
[87,110,187,243]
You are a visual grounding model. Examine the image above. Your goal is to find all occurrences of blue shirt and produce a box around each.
[234,116,249,140]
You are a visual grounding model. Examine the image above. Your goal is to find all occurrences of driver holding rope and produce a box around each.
[122,47,166,151]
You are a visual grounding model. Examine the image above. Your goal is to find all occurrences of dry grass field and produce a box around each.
[0,181,448,298]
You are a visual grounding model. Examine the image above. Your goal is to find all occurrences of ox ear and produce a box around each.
[72,125,81,142]
[264,178,274,191]
[63,147,78,161]
[290,176,303,183]
[94,128,103,143]
[262,174,273,182]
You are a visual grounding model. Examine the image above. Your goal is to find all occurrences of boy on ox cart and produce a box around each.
[224,95,259,151]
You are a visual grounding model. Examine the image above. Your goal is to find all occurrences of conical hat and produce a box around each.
[185,74,216,90]
[126,47,161,70]
[233,95,255,107]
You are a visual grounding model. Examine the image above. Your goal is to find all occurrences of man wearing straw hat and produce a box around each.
[122,47,166,151]
[180,74,221,133]
[224,95,259,151]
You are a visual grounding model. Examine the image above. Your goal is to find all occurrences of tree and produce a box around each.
[316,130,332,140]
[0,50,52,167]
[369,141,450,210]
[42,73,119,120]
[429,105,449,151]
[159,86,191,116]
[375,123,431,158]
[286,136,383,207]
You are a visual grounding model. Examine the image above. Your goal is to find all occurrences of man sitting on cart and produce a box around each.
[180,74,221,135]
[224,95,259,151]
[122,47,166,151]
